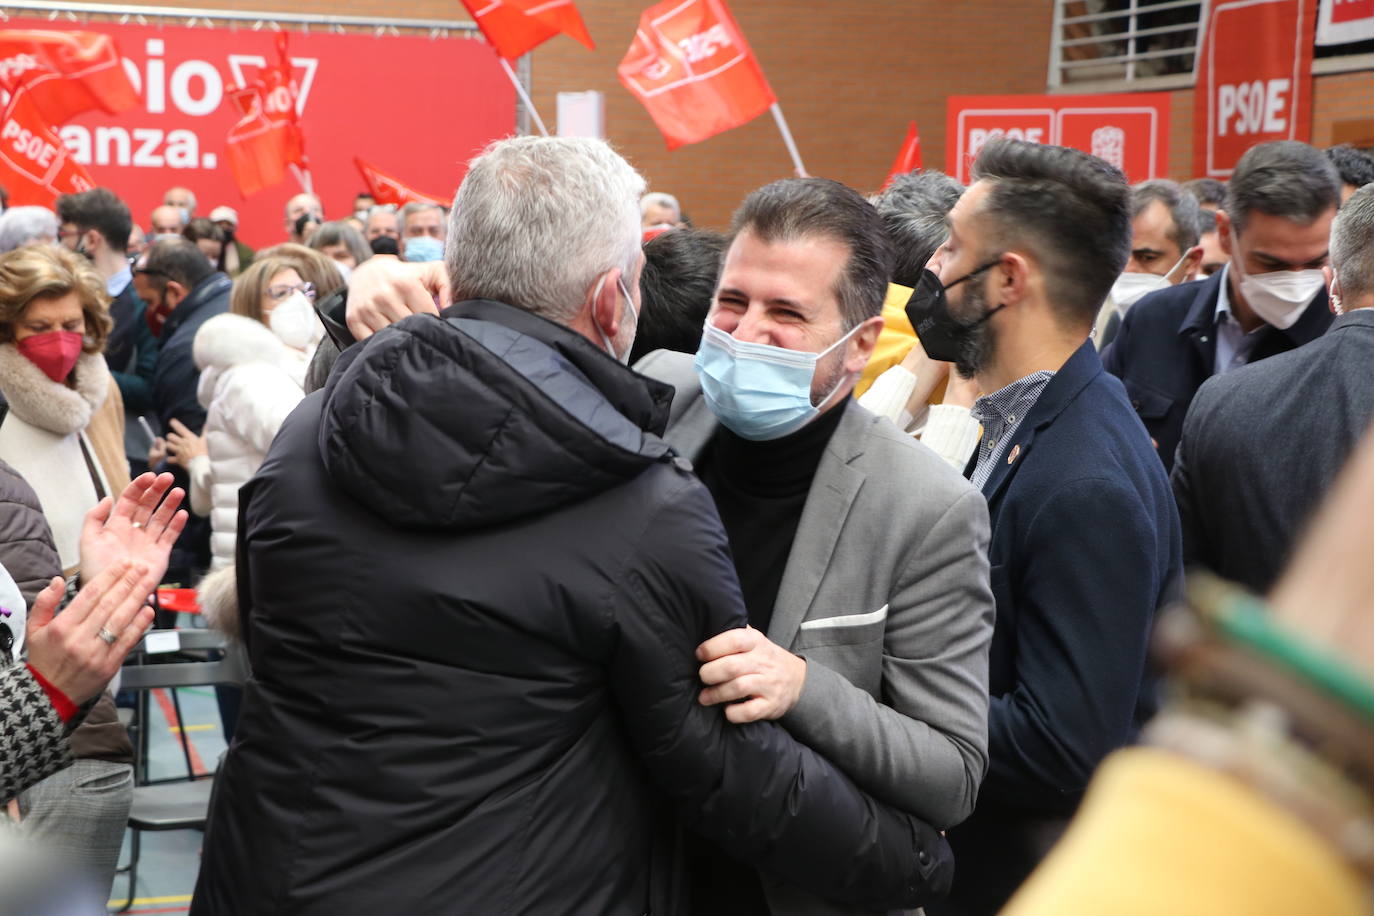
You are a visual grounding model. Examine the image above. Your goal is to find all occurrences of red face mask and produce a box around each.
[17,330,84,383]
[145,295,174,338]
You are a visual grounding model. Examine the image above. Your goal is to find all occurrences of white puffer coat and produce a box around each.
[190,314,308,570]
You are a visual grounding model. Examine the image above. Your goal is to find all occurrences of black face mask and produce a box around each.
[904,260,1005,363]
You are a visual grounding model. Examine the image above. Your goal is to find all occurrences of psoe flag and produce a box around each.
[1317,0,1374,44]
[356,157,452,208]
[618,0,776,150]
[459,0,595,61]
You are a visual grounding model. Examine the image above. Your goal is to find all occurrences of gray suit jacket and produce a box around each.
[637,350,994,916]
[1172,308,1374,594]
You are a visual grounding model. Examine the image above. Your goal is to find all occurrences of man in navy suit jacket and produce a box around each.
[919,139,1181,916]
[1103,141,1341,472]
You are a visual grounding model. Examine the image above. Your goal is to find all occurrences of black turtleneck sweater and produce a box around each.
[686,396,850,915]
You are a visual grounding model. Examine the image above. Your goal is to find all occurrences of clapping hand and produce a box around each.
[80,473,188,589]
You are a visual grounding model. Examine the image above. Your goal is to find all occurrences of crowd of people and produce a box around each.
[0,130,1370,915]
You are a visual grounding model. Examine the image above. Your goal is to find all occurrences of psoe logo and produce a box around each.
[677,23,732,65]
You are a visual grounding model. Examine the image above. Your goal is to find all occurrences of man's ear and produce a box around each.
[590,268,624,340]
[844,315,885,376]
[82,228,102,255]
[1175,246,1204,284]
[1216,210,1234,258]
[164,280,188,309]
[1324,265,1340,314]
[996,251,1032,305]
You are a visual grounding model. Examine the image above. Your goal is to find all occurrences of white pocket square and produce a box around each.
[798,604,889,631]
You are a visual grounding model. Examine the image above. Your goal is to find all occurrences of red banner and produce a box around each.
[618,0,776,150]
[883,120,921,188]
[4,19,513,247]
[1194,0,1313,179]
[459,0,594,60]
[946,93,1171,185]
[355,157,452,208]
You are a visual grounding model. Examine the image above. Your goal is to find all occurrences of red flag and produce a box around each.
[459,0,595,60]
[0,30,139,122]
[223,34,308,197]
[618,0,776,150]
[355,157,452,208]
[883,121,922,188]
[0,85,96,207]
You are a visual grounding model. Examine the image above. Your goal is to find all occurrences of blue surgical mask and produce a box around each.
[403,235,444,263]
[593,275,638,364]
[693,321,861,441]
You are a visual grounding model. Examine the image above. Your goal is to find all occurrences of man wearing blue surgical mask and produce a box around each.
[638,177,994,916]
[1103,141,1339,472]
[398,201,446,262]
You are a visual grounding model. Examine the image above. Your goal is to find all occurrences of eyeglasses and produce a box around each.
[267,281,316,302]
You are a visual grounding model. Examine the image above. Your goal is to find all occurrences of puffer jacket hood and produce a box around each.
[193,313,307,410]
[318,298,677,531]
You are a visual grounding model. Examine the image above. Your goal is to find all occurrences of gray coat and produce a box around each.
[1172,308,1374,594]
[637,350,995,916]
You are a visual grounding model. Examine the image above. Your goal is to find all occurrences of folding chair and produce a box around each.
[110,629,247,913]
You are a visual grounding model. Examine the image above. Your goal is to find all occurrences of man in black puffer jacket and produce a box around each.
[193,138,951,916]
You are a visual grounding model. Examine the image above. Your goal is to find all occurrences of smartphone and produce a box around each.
[137,415,158,443]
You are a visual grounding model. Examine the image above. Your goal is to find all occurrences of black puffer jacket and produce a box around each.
[193,300,950,916]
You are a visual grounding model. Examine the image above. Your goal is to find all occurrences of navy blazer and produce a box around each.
[1102,269,1331,472]
[939,341,1181,916]
[152,272,230,435]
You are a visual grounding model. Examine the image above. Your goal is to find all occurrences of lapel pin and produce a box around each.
[1007,444,1021,465]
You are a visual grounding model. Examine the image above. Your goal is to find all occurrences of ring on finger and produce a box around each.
[97,627,118,645]
[131,521,142,529]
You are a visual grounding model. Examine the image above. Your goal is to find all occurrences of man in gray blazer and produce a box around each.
[637,177,994,916]
[1172,181,1374,595]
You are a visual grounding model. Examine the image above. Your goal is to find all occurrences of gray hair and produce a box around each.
[447,136,644,323]
[399,201,444,232]
[308,220,372,265]
[0,207,59,253]
[640,191,680,221]
[1331,183,1374,304]
[164,186,197,214]
[1131,178,1201,253]
[871,170,964,288]
[1226,141,1341,233]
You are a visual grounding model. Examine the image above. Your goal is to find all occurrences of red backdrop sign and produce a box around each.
[1194,0,1313,179]
[946,93,1170,185]
[1317,0,1374,45]
[2,18,514,247]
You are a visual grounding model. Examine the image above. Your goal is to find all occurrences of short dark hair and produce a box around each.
[971,138,1131,327]
[1183,177,1227,207]
[1197,207,1217,235]
[730,178,894,329]
[141,237,214,292]
[873,170,964,288]
[182,217,226,245]
[56,188,132,254]
[1226,141,1341,232]
[628,228,727,364]
[1131,179,1201,253]
[1327,144,1374,191]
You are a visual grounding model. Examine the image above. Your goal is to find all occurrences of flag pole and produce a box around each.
[769,103,806,178]
[289,162,314,195]
[500,57,550,137]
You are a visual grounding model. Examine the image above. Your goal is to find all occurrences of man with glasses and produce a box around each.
[132,237,230,582]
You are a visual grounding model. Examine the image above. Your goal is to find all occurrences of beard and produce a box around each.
[810,337,852,407]
[951,279,998,380]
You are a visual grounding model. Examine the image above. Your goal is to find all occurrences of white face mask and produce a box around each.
[269,291,321,351]
[1234,262,1325,330]
[1109,272,1170,311]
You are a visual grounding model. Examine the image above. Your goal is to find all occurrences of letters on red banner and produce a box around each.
[224,33,307,197]
[459,0,595,60]
[355,157,452,208]
[1194,0,1313,179]
[1317,0,1374,44]
[946,94,1170,185]
[883,121,922,188]
[618,0,775,150]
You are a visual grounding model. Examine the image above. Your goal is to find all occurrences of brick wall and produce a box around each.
[82,0,1054,229]
[74,1,1374,217]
